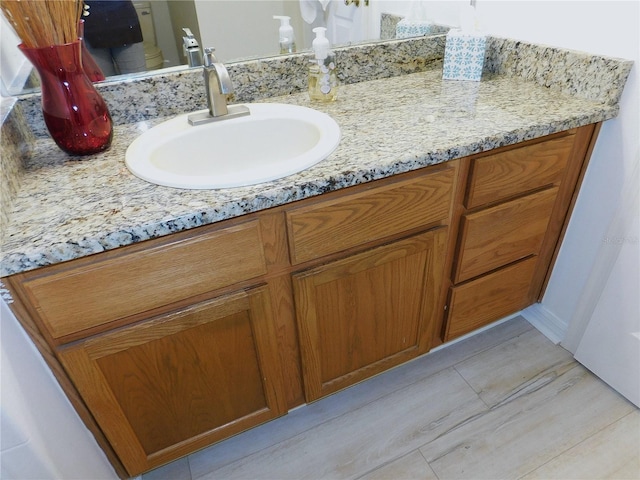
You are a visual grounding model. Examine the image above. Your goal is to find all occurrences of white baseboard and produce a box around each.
[521,303,568,345]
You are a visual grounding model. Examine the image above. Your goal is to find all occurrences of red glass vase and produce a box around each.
[19,40,113,156]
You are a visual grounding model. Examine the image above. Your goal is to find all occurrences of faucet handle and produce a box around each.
[182,28,202,67]
[182,28,199,49]
[203,47,218,67]
[203,47,228,72]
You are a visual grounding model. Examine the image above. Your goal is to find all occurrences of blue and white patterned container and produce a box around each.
[442,29,486,81]
[395,20,434,39]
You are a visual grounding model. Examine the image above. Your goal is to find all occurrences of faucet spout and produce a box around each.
[188,47,250,126]
[203,48,232,116]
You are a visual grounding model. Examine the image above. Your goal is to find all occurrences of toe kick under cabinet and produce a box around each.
[4,124,598,477]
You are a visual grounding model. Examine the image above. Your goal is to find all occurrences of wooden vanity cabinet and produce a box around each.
[443,125,599,340]
[3,125,599,478]
[286,167,455,401]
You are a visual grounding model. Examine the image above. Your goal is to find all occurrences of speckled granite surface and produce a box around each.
[379,14,450,40]
[0,97,31,239]
[16,35,448,137]
[486,37,632,106]
[0,36,632,277]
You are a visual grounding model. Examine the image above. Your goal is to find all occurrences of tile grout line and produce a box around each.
[352,449,417,480]
[454,363,491,408]
[190,365,472,479]
[514,409,640,480]
[167,317,533,479]
[419,448,442,480]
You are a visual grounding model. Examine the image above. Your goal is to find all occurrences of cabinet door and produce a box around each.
[57,286,286,476]
[293,228,448,401]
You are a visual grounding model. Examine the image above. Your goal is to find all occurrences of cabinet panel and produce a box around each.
[455,187,558,283]
[293,228,448,401]
[58,286,286,476]
[21,221,267,339]
[445,256,538,341]
[465,133,574,208]
[286,167,454,264]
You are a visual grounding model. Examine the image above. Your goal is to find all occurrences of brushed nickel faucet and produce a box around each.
[182,28,202,67]
[188,48,250,126]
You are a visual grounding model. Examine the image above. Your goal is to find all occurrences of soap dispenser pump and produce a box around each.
[273,15,296,54]
[308,27,338,102]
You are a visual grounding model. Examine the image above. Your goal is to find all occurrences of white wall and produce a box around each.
[573,158,640,406]
[0,17,31,96]
[377,0,466,25]
[195,0,290,62]
[0,299,118,479]
[146,0,181,68]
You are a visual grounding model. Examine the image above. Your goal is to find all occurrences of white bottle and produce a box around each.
[308,27,338,102]
[273,15,296,54]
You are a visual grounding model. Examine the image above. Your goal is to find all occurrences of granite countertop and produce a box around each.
[0,37,632,278]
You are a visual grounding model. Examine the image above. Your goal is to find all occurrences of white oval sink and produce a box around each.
[125,103,341,189]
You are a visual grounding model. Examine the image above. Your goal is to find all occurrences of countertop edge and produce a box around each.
[0,103,616,278]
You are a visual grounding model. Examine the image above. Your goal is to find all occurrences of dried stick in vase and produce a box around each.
[0,0,84,48]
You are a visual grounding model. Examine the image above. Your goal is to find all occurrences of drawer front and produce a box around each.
[20,221,267,338]
[455,187,558,283]
[466,133,574,208]
[445,256,538,341]
[286,167,455,264]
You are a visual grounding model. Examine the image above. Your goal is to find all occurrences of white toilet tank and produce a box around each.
[133,1,165,70]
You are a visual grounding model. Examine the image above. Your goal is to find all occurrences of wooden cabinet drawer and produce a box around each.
[445,256,538,341]
[19,221,267,339]
[455,187,558,283]
[286,167,455,264]
[465,132,574,209]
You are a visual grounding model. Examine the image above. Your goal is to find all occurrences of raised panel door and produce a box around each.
[293,228,448,401]
[57,285,286,476]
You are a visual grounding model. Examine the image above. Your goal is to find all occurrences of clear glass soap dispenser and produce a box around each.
[273,15,296,54]
[308,27,338,102]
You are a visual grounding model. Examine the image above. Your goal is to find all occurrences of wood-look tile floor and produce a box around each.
[142,316,639,480]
